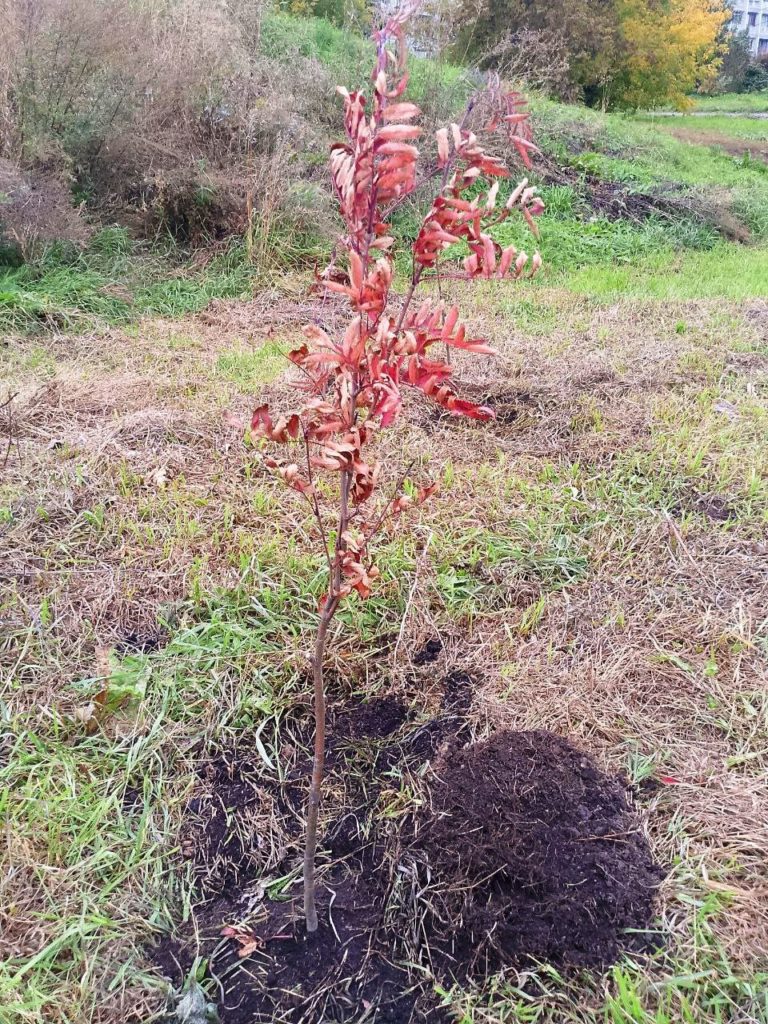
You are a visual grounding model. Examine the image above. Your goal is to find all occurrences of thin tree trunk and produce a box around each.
[303,469,351,933]
[302,596,336,933]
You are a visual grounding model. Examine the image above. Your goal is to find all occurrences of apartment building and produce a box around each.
[730,0,768,56]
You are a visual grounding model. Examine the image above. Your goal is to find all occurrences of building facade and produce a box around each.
[730,0,768,56]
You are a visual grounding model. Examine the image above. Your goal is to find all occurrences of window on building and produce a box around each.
[759,37,768,53]
[748,11,757,25]
[762,12,768,25]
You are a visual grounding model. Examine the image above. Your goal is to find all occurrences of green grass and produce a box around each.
[554,123,768,194]
[0,587,305,1020]
[554,243,768,300]
[0,229,258,333]
[260,11,468,106]
[215,343,290,387]
[638,113,768,142]
[692,91,768,114]
[444,946,768,1023]
[404,179,764,299]
[390,91,768,293]
[532,97,768,240]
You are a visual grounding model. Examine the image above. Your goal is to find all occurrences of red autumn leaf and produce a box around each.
[383,101,421,121]
[220,925,262,958]
[251,405,300,443]
[417,481,439,504]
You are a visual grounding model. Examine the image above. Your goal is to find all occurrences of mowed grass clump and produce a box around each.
[0,229,257,333]
[2,259,767,1023]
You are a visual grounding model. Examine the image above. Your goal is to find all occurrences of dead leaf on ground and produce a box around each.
[220,925,263,958]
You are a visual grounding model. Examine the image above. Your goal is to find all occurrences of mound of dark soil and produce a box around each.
[410,730,664,977]
[151,681,664,1024]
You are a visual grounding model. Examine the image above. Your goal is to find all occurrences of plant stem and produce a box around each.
[303,467,351,933]
[302,591,337,933]
[394,270,423,335]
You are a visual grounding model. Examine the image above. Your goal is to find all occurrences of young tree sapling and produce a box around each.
[250,1,544,933]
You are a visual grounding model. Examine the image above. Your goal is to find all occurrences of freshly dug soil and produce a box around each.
[334,693,411,740]
[151,680,664,1023]
[154,861,424,1024]
[409,730,665,977]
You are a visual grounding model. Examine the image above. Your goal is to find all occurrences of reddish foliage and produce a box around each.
[250,3,543,604]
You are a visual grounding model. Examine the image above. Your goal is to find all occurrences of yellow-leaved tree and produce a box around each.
[610,0,729,109]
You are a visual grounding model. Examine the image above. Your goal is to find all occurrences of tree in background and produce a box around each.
[452,0,621,102]
[611,0,729,109]
[741,56,768,93]
[716,24,768,93]
[452,0,730,110]
[715,19,753,93]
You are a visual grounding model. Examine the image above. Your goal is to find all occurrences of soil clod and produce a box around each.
[114,625,168,653]
[409,729,664,976]
[413,637,442,665]
[335,694,410,741]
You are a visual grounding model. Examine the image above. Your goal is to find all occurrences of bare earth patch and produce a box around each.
[661,125,768,163]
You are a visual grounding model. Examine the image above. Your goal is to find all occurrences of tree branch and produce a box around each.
[303,429,333,578]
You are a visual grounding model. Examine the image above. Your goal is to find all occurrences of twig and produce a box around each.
[303,429,333,577]
[364,459,417,544]
[2,392,19,470]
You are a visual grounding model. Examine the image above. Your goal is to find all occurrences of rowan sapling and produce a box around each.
[250,3,544,933]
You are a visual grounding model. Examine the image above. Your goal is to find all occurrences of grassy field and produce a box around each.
[692,92,768,114]
[1,37,767,1024]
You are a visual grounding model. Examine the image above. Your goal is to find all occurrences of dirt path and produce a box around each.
[661,124,768,161]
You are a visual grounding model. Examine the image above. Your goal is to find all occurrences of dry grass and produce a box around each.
[1,281,767,1022]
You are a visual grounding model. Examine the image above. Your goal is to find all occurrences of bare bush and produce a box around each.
[479,28,573,97]
[0,0,351,247]
[1,0,145,163]
[0,158,91,258]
